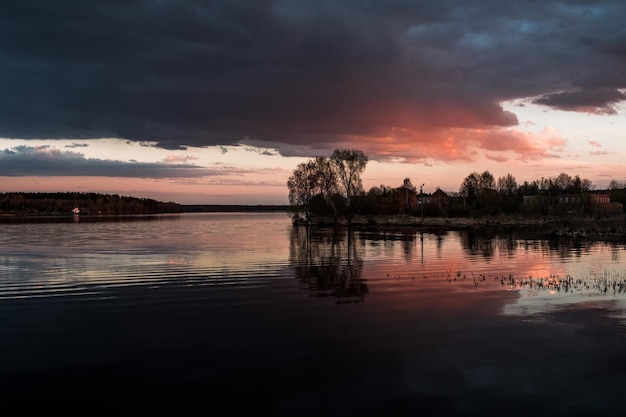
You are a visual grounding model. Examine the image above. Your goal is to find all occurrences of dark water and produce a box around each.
[2,213,626,416]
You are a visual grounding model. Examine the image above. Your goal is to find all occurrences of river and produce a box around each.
[1,212,626,416]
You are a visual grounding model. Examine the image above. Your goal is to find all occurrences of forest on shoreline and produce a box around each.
[2,191,625,242]
[0,192,183,216]
[287,148,626,225]
[0,192,292,216]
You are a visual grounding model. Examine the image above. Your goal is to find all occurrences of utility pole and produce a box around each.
[420,183,425,222]
[405,187,409,211]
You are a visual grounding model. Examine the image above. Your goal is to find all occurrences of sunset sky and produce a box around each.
[1,1,625,204]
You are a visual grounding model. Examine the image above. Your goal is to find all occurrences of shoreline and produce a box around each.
[303,214,626,242]
[3,210,625,242]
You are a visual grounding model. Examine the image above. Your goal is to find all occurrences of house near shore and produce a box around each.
[556,193,584,214]
[397,186,418,214]
[394,187,451,215]
[521,192,623,216]
[588,193,622,216]
[428,189,450,212]
[590,194,610,205]
[556,193,621,216]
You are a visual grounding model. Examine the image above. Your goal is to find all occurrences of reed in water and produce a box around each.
[389,269,626,296]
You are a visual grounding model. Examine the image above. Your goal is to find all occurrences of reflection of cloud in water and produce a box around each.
[504,290,626,318]
[502,270,626,317]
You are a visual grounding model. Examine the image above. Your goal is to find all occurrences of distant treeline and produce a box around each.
[287,147,626,223]
[0,192,183,215]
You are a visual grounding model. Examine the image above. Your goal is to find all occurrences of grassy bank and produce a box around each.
[303,214,626,242]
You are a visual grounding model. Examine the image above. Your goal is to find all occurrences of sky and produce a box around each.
[1,0,625,204]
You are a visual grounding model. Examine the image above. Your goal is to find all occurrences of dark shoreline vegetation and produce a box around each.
[0,193,626,243]
[346,214,626,243]
[2,191,626,242]
[286,148,626,243]
[0,192,290,217]
[0,192,183,216]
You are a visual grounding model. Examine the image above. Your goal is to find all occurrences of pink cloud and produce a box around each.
[328,125,567,164]
[476,126,567,161]
[485,154,508,162]
[162,155,199,163]
[588,140,602,148]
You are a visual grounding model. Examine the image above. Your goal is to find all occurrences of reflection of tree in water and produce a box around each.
[611,247,621,263]
[460,228,520,259]
[358,228,418,263]
[545,238,592,259]
[460,229,496,258]
[460,227,623,261]
[521,238,597,260]
[289,226,367,304]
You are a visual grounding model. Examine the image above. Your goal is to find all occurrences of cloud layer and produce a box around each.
[0,145,212,178]
[1,0,624,160]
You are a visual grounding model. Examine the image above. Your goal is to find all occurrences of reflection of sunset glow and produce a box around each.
[330,230,626,314]
[3,214,626,320]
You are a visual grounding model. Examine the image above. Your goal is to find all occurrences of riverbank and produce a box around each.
[304,214,626,242]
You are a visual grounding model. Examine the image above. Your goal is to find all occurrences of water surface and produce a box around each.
[2,213,626,416]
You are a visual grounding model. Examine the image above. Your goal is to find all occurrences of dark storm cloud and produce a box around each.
[533,88,626,114]
[0,145,217,178]
[1,0,625,153]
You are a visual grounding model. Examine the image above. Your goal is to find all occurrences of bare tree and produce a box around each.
[287,160,320,223]
[479,170,495,190]
[460,172,480,199]
[580,177,593,192]
[402,177,416,191]
[554,172,573,192]
[287,149,368,223]
[497,173,518,195]
[550,173,592,193]
[331,149,368,222]
[314,156,339,219]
